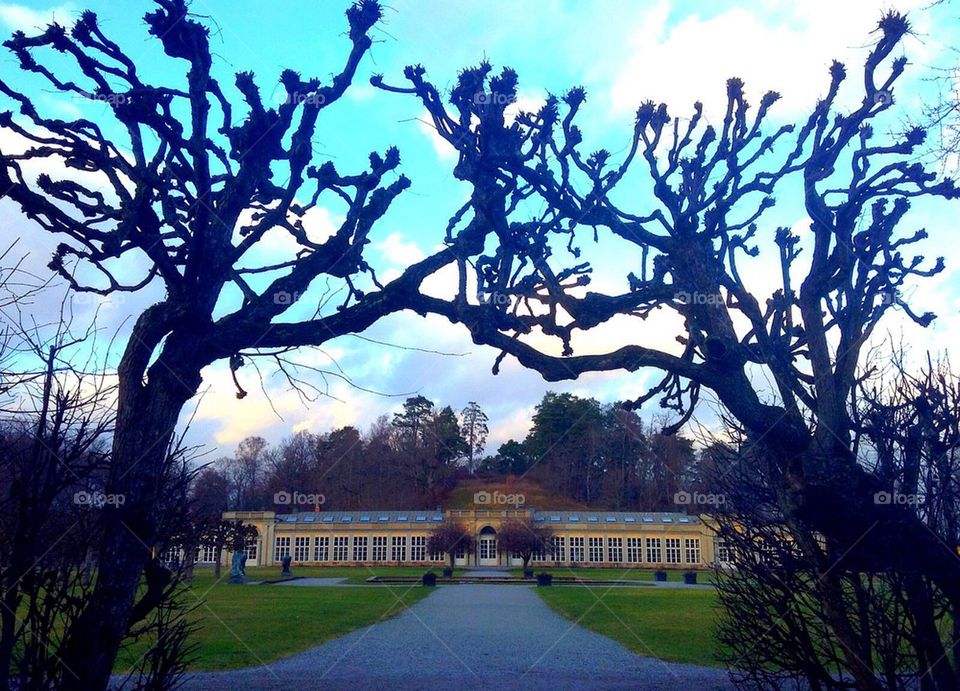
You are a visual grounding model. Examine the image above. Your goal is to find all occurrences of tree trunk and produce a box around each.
[57,365,195,690]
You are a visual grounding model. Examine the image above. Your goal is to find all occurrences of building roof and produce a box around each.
[271,509,698,526]
[531,510,699,525]
[275,511,444,524]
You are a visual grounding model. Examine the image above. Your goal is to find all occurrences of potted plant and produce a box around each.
[536,573,553,586]
[442,567,453,578]
[654,570,668,582]
[523,568,534,578]
[683,570,698,584]
[422,571,437,587]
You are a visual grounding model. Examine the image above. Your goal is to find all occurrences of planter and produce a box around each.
[523,568,534,579]
[654,570,668,582]
[422,571,437,587]
[683,571,697,585]
[442,568,453,578]
[536,573,553,587]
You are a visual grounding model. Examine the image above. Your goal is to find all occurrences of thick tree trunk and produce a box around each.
[57,364,196,690]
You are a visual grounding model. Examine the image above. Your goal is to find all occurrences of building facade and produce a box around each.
[220,508,725,570]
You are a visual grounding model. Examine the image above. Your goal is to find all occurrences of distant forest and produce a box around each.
[195,392,713,512]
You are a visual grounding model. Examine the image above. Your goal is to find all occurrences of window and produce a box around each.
[200,545,217,563]
[411,536,426,561]
[161,546,180,564]
[684,538,701,564]
[274,536,291,561]
[715,539,731,564]
[531,543,546,562]
[626,538,642,563]
[568,536,584,562]
[552,536,565,562]
[646,537,661,564]
[607,537,623,563]
[244,541,258,562]
[333,536,348,561]
[314,536,329,561]
[392,536,407,561]
[294,536,310,562]
[665,538,681,564]
[588,537,603,562]
[372,536,388,561]
[353,536,368,561]
[430,548,445,562]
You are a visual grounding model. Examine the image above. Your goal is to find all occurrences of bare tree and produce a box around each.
[376,11,959,689]
[496,518,553,572]
[426,521,475,572]
[0,2,460,685]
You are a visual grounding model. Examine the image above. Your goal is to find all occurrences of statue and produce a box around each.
[281,554,293,576]
[229,549,247,584]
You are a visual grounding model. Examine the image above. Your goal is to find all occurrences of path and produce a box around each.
[176,583,733,690]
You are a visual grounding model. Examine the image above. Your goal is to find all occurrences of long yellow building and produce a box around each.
[219,507,726,569]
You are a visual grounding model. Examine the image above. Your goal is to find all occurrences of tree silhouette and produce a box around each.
[0,1,459,686]
[376,11,960,688]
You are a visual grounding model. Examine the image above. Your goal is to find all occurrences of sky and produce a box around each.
[2,0,960,459]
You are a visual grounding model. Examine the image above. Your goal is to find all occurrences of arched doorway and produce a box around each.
[478,526,498,566]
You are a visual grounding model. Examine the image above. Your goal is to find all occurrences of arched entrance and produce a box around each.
[477,526,498,566]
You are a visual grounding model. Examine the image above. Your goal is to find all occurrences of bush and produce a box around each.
[654,570,668,582]
[536,573,553,587]
[422,572,437,587]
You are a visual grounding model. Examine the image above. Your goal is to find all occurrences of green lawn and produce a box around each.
[537,587,723,667]
[223,564,462,584]
[115,570,433,672]
[510,566,716,584]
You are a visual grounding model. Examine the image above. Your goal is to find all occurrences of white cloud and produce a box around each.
[0,2,75,32]
[610,0,932,121]
[375,231,425,265]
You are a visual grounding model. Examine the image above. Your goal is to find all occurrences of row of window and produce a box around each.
[272,535,705,564]
[527,537,702,564]
[274,535,444,563]
[160,543,258,564]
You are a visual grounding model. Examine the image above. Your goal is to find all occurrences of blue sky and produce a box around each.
[2,0,959,457]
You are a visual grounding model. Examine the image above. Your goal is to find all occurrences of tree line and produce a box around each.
[197,391,702,513]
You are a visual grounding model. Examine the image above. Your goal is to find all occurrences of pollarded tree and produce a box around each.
[376,12,960,689]
[426,521,475,571]
[496,519,554,572]
[0,2,459,686]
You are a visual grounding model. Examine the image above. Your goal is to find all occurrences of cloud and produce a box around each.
[375,231,426,266]
[609,0,932,121]
[0,2,75,32]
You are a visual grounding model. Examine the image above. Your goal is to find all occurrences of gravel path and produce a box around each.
[176,584,733,691]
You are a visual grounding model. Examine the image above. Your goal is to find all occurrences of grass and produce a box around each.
[114,568,433,672]
[226,564,464,584]
[537,586,724,667]
[510,566,717,584]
